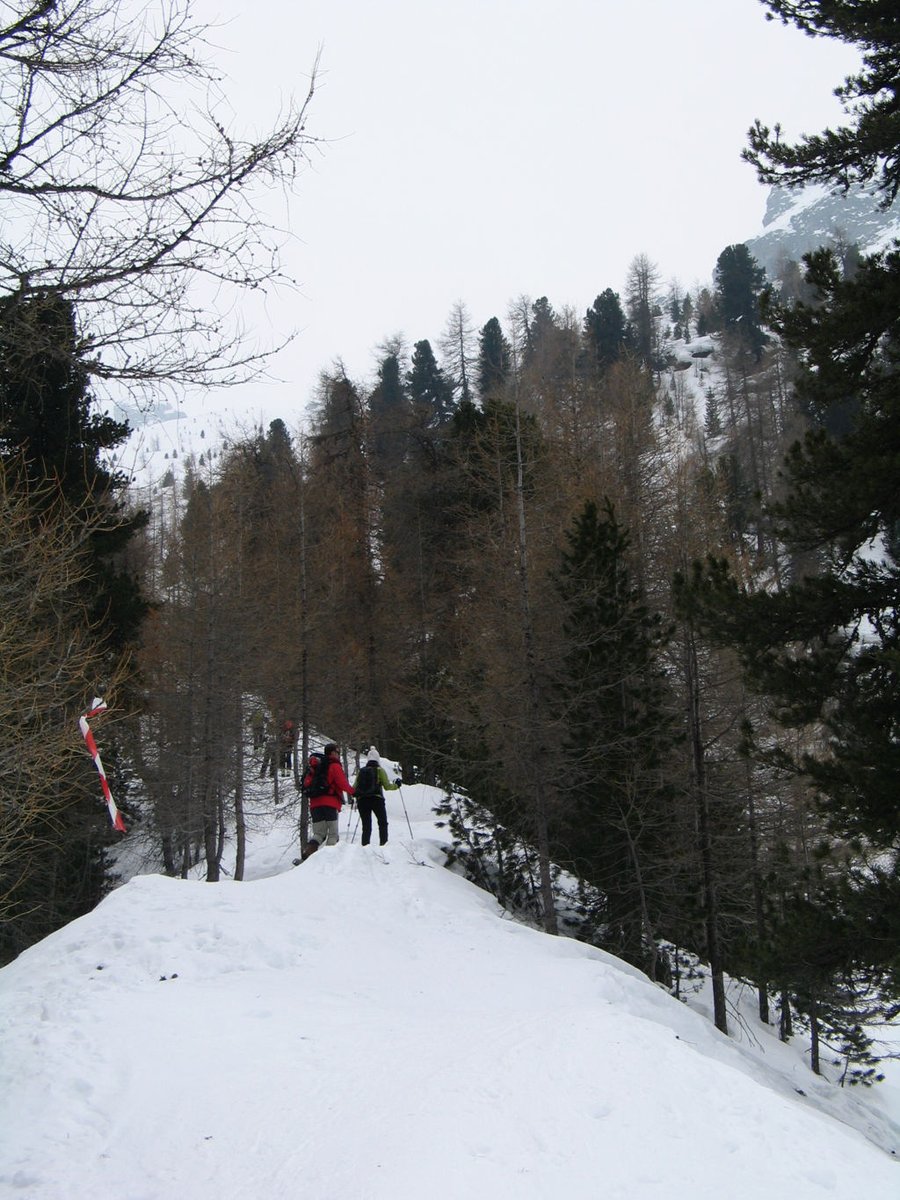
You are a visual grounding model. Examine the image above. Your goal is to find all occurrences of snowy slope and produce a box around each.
[1,777,898,1199]
[745,182,900,278]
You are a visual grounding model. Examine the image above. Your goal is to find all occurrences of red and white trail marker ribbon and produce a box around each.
[79,698,126,832]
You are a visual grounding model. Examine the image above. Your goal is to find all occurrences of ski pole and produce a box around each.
[397,782,414,839]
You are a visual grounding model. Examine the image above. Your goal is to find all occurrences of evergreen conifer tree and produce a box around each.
[0,292,147,952]
[582,289,629,375]
[477,317,511,401]
[715,2,900,1000]
[713,244,767,358]
[369,351,409,470]
[521,296,557,370]
[677,245,900,1002]
[0,292,147,646]
[554,498,677,972]
[744,1,900,202]
[407,339,455,430]
[704,387,723,438]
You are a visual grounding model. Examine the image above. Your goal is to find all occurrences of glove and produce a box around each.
[394,777,402,786]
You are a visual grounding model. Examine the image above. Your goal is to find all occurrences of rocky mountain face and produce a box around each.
[745,182,900,279]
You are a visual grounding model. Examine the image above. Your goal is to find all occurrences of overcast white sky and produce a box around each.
[187,0,861,424]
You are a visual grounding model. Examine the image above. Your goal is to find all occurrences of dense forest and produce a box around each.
[1,0,898,1083]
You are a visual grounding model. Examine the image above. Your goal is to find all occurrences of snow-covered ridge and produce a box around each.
[1,777,898,1198]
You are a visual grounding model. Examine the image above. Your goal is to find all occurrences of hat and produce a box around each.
[366,746,380,762]
[323,743,338,757]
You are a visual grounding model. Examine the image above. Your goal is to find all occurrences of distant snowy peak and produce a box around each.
[745,182,900,278]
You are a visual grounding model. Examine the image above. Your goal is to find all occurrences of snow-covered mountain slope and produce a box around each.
[746,182,900,278]
[1,775,898,1199]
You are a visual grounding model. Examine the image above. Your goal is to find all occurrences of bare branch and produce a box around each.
[0,0,321,399]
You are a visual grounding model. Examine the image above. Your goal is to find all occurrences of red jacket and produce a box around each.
[310,758,355,813]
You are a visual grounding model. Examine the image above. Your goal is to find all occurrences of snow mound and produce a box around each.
[1,784,898,1198]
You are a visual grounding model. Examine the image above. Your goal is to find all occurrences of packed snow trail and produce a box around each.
[0,784,898,1199]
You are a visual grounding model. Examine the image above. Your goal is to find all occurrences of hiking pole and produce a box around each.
[397,782,414,839]
[348,798,359,843]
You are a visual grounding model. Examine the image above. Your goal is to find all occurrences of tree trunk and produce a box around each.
[743,736,769,1024]
[295,437,311,851]
[684,624,727,1034]
[202,609,221,882]
[809,992,821,1075]
[779,991,793,1042]
[513,393,557,936]
[621,800,658,980]
[234,696,246,881]
[161,832,177,877]
[203,778,220,882]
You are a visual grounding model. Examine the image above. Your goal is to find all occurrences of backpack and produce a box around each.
[355,761,380,799]
[302,754,331,800]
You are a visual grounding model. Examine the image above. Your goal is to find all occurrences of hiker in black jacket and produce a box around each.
[352,746,400,848]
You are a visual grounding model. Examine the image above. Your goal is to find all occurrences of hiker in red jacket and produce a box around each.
[306,743,354,846]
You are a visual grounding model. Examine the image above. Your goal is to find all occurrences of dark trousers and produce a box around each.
[357,796,388,846]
